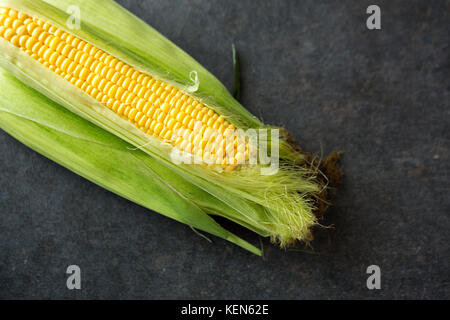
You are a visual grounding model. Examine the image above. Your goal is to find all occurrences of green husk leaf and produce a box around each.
[0,68,262,256]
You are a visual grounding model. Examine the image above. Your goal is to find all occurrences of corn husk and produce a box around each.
[0,68,263,255]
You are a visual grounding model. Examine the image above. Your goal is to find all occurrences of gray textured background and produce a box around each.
[0,0,448,299]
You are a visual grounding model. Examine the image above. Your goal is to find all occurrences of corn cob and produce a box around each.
[0,0,338,255]
[0,7,249,167]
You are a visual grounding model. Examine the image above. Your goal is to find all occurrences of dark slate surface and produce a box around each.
[0,0,448,299]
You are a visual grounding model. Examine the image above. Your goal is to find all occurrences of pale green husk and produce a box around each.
[0,68,262,255]
[0,0,325,253]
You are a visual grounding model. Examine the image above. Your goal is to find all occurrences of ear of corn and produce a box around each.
[0,0,329,254]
